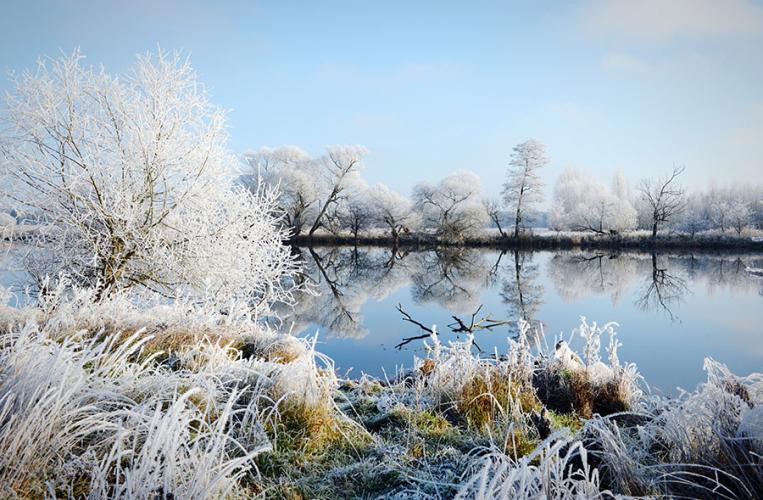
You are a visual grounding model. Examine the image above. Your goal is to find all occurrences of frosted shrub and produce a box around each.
[534,318,642,419]
[0,50,299,309]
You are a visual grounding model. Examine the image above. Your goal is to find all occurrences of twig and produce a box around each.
[396,303,512,350]
[395,303,435,349]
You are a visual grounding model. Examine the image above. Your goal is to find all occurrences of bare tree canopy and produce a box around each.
[638,166,686,239]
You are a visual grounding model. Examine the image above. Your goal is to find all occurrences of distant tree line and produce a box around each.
[241,141,763,241]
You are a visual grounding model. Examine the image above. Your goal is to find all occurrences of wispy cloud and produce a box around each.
[581,0,763,41]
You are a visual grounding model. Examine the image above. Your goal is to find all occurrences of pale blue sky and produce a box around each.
[2,0,762,197]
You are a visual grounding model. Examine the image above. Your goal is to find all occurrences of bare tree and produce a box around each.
[483,197,508,237]
[638,166,686,239]
[243,145,317,237]
[368,183,416,241]
[309,145,368,236]
[502,139,548,237]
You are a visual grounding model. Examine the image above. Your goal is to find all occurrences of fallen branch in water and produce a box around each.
[395,303,511,350]
[395,304,435,349]
[448,304,512,333]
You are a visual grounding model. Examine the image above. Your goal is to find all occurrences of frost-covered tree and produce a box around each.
[483,197,508,237]
[753,199,763,229]
[502,139,547,237]
[610,172,638,232]
[728,200,751,236]
[243,144,367,238]
[336,184,373,240]
[0,50,298,308]
[243,146,318,236]
[309,145,368,236]
[679,192,710,236]
[550,169,636,233]
[367,183,416,240]
[413,171,488,239]
[638,166,686,239]
[708,193,730,233]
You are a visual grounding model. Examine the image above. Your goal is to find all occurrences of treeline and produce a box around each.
[243,142,763,243]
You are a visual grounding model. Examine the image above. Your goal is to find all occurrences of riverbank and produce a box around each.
[291,230,763,252]
[1,288,760,498]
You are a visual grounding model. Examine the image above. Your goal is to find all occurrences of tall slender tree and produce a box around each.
[502,139,548,237]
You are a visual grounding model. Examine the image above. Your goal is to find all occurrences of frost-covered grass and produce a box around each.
[0,287,761,498]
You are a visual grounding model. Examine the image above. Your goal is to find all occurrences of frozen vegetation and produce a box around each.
[0,50,761,499]
[0,287,762,498]
[240,140,763,245]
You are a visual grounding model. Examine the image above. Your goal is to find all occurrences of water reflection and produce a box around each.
[635,254,689,321]
[285,247,763,340]
[501,250,544,333]
[409,249,494,313]
[547,252,639,305]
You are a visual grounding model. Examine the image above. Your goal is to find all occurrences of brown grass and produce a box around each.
[533,369,629,419]
[456,370,541,430]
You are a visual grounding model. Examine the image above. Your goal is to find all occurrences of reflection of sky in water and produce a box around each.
[289,248,763,395]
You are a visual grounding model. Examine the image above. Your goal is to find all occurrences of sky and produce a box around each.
[1,0,762,198]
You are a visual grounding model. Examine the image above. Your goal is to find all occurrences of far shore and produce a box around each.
[290,230,763,252]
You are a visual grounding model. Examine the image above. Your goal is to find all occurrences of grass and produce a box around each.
[456,370,541,430]
[0,286,760,498]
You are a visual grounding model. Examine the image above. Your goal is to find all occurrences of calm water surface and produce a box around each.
[284,246,763,395]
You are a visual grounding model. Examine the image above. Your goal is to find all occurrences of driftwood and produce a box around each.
[395,303,511,350]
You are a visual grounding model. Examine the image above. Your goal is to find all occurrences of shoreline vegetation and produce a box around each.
[1,287,761,498]
[291,230,763,252]
[9,224,763,252]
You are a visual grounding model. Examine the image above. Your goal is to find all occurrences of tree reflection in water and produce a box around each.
[280,246,763,344]
[635,253,689,321]
[409,248,494,313]
[500,250,544,335]
[547,252,640,305]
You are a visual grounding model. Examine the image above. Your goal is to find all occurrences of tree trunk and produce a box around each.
[309,187,339,236]
[514,207,521,238]
[495,218,506,238]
